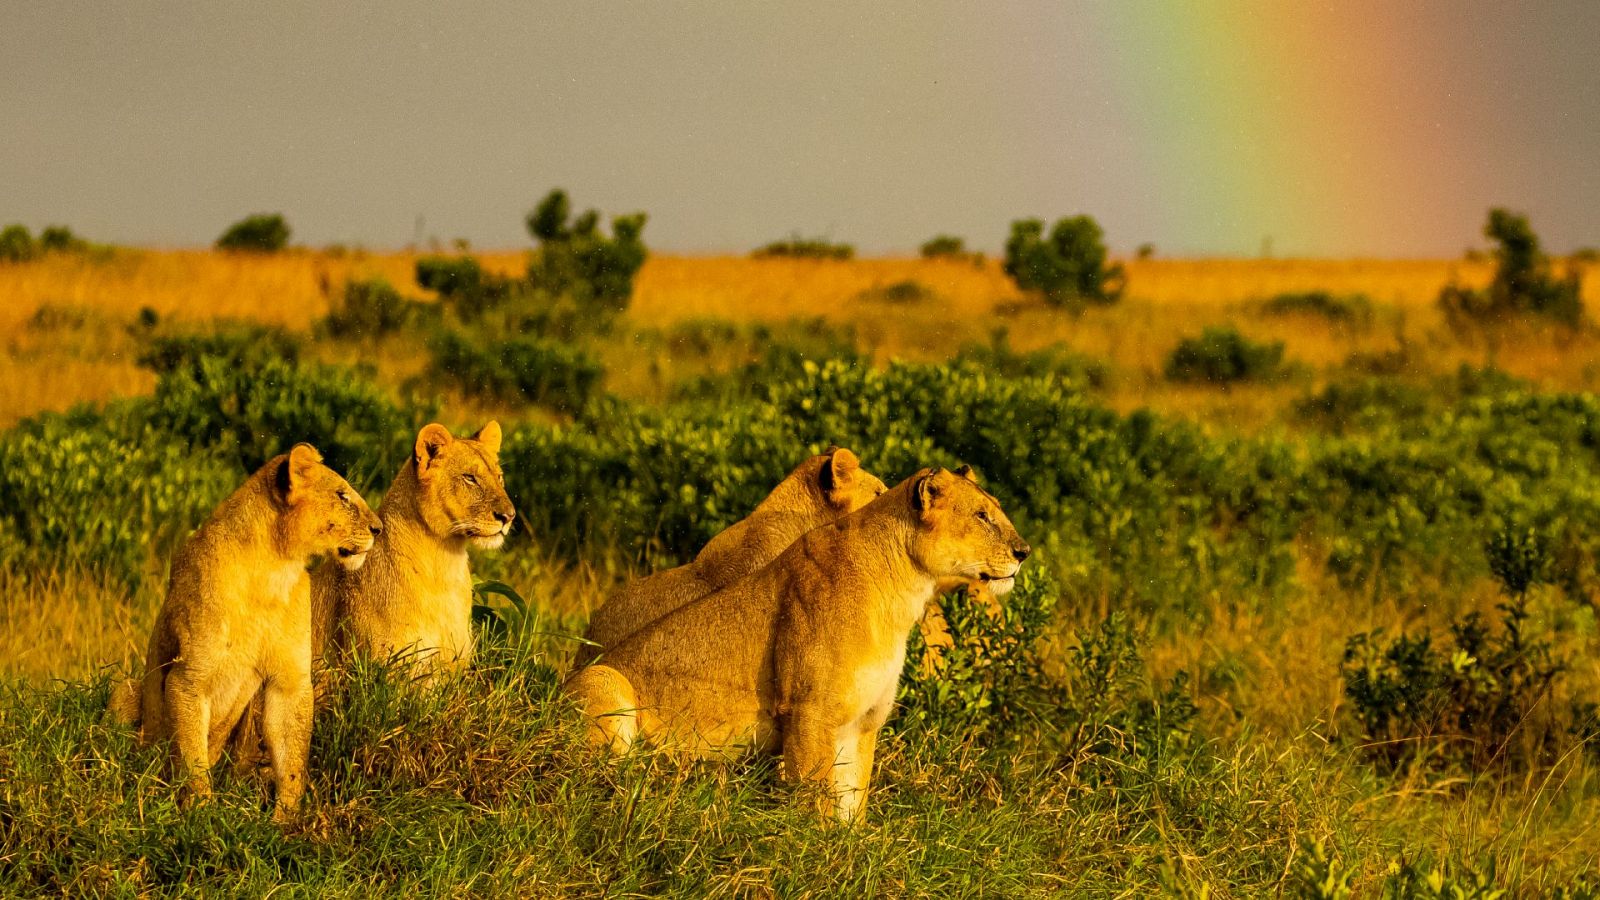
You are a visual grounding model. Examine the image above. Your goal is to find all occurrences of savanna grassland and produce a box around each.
[2,234,1600,896]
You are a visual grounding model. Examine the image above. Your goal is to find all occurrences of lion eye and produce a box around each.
[336,490,351,505]
[975,510,991,523]
[462,474,479,486]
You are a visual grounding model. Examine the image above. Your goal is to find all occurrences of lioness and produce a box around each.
[127,443,379,821]
[319,421,515,674]
[575,447,886,666]
[564,466,1030,821]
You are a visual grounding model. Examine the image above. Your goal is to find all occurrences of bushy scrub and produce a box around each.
[525,189,648,319]
[321,278,435,339]
[0,224,37,262]
[1003,214,1125,307]
[0,410,237,583]
[1259,291,1374,328]
[1340,524,1596,774]
[955,328,1108,388]
[427,331,603,413]
[855,279,934,304]
[919,234,983,265]
[214,213,290,253]
[146,351,418,490]
[752,236,854,260]
[136,325,303,373]
[1439,208,1583,326]
[1165,326,1287,384]
[416,255,520,322]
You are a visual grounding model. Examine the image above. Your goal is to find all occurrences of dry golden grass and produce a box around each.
[2,249,1596,429]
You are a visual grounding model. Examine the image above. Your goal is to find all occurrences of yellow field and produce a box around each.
[2,249,1596,429]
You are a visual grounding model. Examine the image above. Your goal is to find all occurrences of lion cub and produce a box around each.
[575,447,886,666]
[319,422,515,674]
[130,443,379,821]
[565,466,1030,821]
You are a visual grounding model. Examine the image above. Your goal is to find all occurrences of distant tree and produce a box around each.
[1135,243,1156,261]
[1003,215,1125,307]
[525,189,649,317]
[216,213,291,253]
[38,226,86,253]
[920,235,966,259]
[0,224,37,262]
[753,235,854,260]
[1439,208,1582,326]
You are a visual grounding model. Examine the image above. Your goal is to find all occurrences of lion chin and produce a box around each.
[470,533,507,551]
[336,548,370,571]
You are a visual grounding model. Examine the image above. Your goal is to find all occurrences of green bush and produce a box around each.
[215,213,290,253]
[1165,327,1286,384]
[0,224,37,262]
[1259,291,1374,328]
[752,236,854,260]
[895,568,1061,746]
[1003,215,1125,307]
[0,410,238,583]
[320,278,434,339]
[919,234,966,258]
[1339,523,1589,774]
[428,331,603,414]
[524,189,648,318]
[136,325,302,374]
[955,328,1108,389]
[147,352,417,490]
[855,279,934,304]
[1439,208,1583,326]
[37,226,87,254]
[415,255,484,297]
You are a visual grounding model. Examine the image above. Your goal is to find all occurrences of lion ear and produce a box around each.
[955,464,979,484]
[912,468,944,512]
[818,446,860,494]
[414,424,453,474]
[472,420,502,455]
[281,443,324,504]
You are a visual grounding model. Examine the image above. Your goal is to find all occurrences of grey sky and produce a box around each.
[3,2,1596,256]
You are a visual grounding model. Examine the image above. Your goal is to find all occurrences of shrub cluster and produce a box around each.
[0,224,91,262]
[752,236,855,260]
[1164,326,1287,384]
[1003,215,1125,307]
[1439,208,1583,326]
[427,331,603,413]
[320,278,438,339]
[1259,291,1374,328]
[215,213,290,253]
[525,189,648,318]
[919,234,984,265]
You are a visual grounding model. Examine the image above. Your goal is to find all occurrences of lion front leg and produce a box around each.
[162,666,214,806]
[261,674,313,823]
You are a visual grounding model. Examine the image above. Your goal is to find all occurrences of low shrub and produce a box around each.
[1003,214,1125,307]
[1259,291,1374,328]
[1439,208,1583,326]
[320,278,434,339]
[856,279,934,304]
[752,236,854,260]
[919,234,983,265]
[428,331,603,413]
[0,224,37,262]
[955,328,1108,389]
[1165,327,1286,384]
[136,325,302,374]
[525,189,649,318]
[37,226,87,253]
[215,213,290,253]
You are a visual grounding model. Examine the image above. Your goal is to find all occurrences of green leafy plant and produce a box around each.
[752,235,854,260]
[428,331,603,413]
[1260,291,1374,328]
[525,189,648,318]
[215,213,290,253]
[0,224,37,262]
[1165,327,1287,384]
[1003,214,1125,307]
[1439,208,1583,326]
[320,278,435,339]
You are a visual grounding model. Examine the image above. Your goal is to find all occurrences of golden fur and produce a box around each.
[564,466,1030,821]
[575,447,886,666]
[318,422,515,674]
[117,444,379,821]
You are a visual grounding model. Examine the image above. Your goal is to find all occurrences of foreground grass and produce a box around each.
[3,625,1597,897]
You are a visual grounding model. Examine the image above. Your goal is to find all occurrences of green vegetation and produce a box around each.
[525,189,649,318]
[753,235,855,260]
[1260,290,1375,328]
[1165,326,1288,384]
[1440,208,1584,325]
[1004,214,1125,307]
[0,223,96,261]
[427,331,602,413]
[215,213,291,253]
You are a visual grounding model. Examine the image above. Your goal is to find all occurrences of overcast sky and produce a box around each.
[3,2,1597,256]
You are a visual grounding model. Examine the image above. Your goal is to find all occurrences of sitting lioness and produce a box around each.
[564,466,1030,821]
[574,447,886,666]
[125,443,380,821]
[318,421,515,674]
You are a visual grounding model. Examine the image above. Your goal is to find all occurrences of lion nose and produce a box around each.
[494,510,515,525]
[1011,542,1031,562]
[369,523,383,538]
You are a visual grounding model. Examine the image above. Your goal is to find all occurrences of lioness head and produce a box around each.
[807,446,887,514]
[907,465,1031,596]
[411,421,517,549]
[274,442,382,570]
